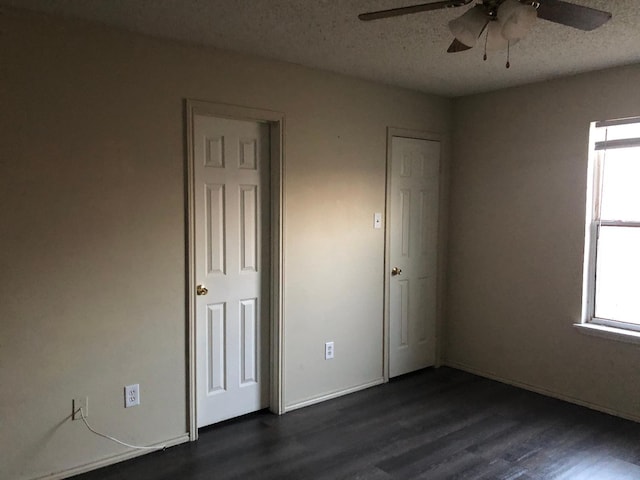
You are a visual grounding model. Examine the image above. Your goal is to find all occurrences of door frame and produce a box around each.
[383,127,449,381]
[185,99,285,440]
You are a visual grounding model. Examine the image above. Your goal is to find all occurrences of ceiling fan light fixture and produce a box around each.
[485,19,510,52]
[448,5,488,47]
[358,0,612,63]
[498,0,538,40]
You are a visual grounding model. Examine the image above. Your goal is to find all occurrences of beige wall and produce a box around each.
[0,8,451,480]
[447,64,640,421]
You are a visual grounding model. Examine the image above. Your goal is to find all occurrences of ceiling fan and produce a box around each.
[358,0,612,64]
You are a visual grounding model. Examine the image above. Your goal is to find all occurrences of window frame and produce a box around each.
[584,117,640,333]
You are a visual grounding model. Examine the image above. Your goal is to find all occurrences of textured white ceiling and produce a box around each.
[3,0,639,97]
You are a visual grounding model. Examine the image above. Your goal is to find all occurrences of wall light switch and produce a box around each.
[374,213,382,229]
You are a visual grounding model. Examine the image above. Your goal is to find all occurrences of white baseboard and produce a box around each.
[34,433,190,480]
[445,361,640,424]
[35,364,638,479]
[285,378,385,412]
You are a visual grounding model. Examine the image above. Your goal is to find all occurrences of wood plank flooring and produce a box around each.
[72,367,640,479]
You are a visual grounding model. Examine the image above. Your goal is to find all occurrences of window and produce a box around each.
[585,117,640,333]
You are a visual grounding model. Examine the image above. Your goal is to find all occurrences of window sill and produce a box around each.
[574,323,640,346]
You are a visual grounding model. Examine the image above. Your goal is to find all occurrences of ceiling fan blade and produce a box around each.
[536,0,612,31]
[447,38,473,53]
[358,0,472,21]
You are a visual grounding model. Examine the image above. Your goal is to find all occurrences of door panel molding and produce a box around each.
[186,100,285,440]
[384,127,449,381]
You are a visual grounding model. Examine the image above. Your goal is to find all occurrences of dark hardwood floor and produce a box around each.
[72,367,640,479]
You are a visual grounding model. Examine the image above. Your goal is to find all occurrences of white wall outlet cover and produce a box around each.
[374,212,382,229]
[124,384,140,408]
[325,341,334,360]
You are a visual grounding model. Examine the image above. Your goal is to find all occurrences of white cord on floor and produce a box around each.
[77,407,167,451]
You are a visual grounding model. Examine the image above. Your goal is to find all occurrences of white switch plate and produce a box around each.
[124,384,140,408]
[325,341,334,360]
[374,212,382,229]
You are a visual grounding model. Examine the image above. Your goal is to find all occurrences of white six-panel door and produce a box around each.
[389,136,440,378]
[194,114,270,427]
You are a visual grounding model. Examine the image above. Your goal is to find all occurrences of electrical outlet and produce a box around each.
[325,341,334,360]
[72,397,88,421]
[124,384,140,408]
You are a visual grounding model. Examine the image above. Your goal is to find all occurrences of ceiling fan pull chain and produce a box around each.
[483,28,488,61]
[506,41,511,69]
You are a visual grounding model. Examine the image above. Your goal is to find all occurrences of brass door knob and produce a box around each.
[391,267,402,276]
[196,285,209,296]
